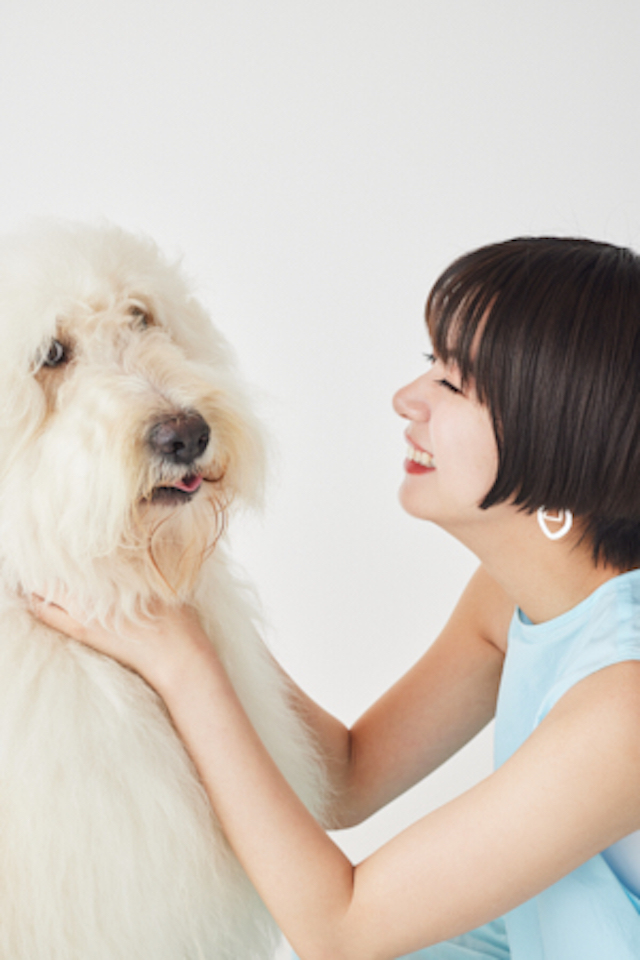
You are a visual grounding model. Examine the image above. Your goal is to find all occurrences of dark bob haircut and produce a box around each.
[426,236,640,570]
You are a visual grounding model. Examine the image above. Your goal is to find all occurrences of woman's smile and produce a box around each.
[404,434,436,473]
[394,363,499,527]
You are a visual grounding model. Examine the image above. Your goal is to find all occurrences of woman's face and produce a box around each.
[393,356,499,532]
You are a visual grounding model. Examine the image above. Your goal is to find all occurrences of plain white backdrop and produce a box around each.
[1,0,640,873]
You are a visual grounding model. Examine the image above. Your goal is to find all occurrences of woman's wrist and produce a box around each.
[150,630,225,706]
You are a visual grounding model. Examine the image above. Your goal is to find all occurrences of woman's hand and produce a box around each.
[29,592,213,693]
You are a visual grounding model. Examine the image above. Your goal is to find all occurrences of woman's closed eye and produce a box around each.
[437,377,463,394]
[423,352,463,394]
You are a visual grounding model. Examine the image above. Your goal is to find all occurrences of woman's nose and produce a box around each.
[392,375,430,420]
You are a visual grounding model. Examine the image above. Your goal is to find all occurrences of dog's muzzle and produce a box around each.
[148,412,210,465]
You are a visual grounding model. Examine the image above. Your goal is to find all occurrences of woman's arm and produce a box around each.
[143,649,640,960]
[31,566,508,835]
[276,565,510,828]
[30,581,640,960]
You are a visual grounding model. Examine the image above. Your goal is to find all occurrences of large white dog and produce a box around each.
[0,221,326,959]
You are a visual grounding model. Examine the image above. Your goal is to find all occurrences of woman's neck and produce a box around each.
[445,508,624,625]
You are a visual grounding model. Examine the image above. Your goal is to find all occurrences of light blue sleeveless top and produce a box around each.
[311,572,640,960]
[493,567,640,958]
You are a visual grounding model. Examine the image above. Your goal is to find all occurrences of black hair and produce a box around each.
[426,237,640,569]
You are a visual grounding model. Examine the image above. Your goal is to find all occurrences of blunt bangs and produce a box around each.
[425,237,640,568]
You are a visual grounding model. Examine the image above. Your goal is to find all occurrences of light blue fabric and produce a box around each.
[491,568,640,959]
[293,570,640,959]
[409,568,640,959]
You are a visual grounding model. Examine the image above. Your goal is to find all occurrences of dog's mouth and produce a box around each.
[149,474,204,505]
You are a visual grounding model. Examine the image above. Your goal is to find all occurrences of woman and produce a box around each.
[33,237,640,959]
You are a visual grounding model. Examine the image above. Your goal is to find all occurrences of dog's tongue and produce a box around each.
[172,475,203,493]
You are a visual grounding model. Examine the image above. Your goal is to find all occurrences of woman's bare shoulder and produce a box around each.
[449,565,514,655]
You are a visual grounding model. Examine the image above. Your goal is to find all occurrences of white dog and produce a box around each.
[0,221,326,959]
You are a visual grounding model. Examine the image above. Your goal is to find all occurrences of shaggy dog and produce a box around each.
[0,221,326,959]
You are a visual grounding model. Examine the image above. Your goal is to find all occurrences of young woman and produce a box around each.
[33,237,640,959]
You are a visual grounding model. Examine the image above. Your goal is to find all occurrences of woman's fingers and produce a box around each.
[29,595,88,642]
[28,592,213,691]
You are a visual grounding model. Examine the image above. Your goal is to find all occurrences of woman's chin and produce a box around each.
[397,483,437,522]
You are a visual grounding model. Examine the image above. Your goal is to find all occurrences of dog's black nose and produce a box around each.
[148,412,210,464]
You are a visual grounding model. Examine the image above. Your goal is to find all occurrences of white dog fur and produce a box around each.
[0,221,326,958]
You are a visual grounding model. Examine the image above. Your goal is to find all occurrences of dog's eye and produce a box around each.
[128,305,152,329]
[42,339,69,368]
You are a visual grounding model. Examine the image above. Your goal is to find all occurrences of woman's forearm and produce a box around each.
[264,652,360,829]
[156,646,361,960]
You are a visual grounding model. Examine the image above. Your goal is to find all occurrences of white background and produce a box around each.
[1,0,640,872]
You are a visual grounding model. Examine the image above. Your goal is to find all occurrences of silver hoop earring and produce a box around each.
[537,508,573,541]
